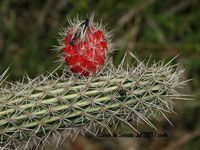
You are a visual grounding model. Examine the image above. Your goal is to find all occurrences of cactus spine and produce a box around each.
[0,55,187,149]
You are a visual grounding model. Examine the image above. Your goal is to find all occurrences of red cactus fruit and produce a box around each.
[62,17,109,76]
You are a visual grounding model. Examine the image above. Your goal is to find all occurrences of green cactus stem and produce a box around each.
[0,55,188,149]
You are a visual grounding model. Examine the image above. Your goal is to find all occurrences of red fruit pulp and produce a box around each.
[63,26,107,76]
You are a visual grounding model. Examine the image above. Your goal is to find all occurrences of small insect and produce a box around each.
[119,89,127,96]
[69,18,90,46]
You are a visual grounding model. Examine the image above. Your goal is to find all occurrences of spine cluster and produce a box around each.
[0,54,187,150]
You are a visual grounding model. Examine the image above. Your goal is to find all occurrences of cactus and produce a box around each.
[0,53,188,150]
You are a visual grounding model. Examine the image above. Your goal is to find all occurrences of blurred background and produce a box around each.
[0,0,200,149]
